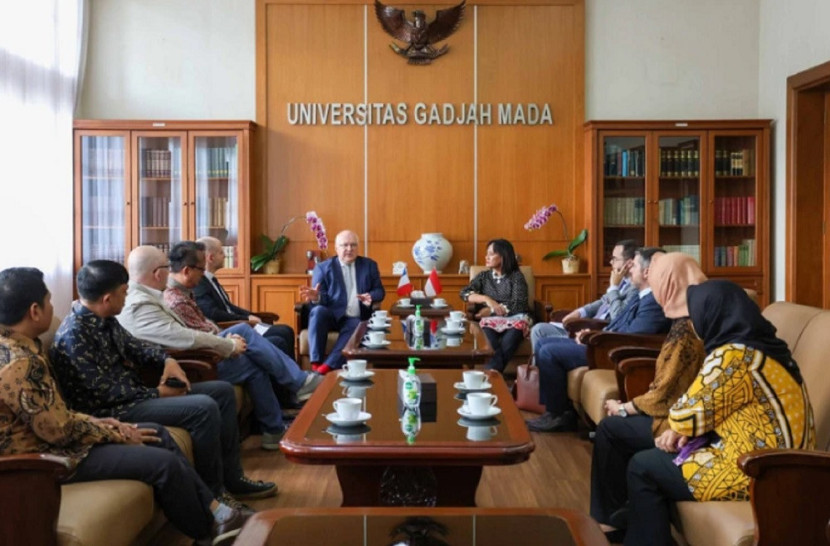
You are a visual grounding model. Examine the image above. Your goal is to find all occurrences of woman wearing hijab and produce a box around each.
[591,253,707,541]
[622,279,815,546]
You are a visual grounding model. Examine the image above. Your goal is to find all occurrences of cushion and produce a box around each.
[579,369,618,425]
[790,311,830,450]
[567,366,588,406]
[297,330,339,357]
[674,500,754,546]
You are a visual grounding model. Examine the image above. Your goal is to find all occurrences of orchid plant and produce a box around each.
[524,203,588,261]
[251,211,328,272]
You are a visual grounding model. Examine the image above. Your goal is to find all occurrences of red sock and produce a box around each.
[316,364,332,375]
[310,362,321,372]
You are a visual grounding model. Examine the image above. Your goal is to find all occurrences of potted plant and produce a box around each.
[251,211,327,273]
[524,203,588,274]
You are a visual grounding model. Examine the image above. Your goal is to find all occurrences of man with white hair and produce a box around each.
[299,230,384,374]
[194,236,294,356]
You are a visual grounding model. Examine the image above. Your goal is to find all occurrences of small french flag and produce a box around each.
[397,267,413,296]
[424,269,442,297]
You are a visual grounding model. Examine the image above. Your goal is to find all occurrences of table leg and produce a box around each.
[336,465,483,507]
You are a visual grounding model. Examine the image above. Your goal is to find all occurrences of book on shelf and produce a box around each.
[660,148,700,178]
[716,148,755,176]
[662,244,701,263]
[222,245,237,269]
[658,195,699,226]
[714,239,755,267]
[714,196,755,225]
[604,197,645,226]
[604,145,645,177]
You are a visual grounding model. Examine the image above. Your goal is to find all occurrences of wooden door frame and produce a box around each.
[786,59,830,307]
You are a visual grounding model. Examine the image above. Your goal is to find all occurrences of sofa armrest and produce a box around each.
[584,332,665,371]
[255,312,279,324]
[532,299,554,323]
[616,356,657,402]
[566,318,608,335]
[0,453,72,546]
[738,449,830,546]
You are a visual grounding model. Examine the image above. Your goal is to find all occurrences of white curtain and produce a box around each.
[0,0,87,317]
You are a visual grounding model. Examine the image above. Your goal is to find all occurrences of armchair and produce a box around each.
[294,302,380,370]
[464,265,553,375]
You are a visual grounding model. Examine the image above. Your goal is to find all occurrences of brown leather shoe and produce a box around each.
[211,508,250,546]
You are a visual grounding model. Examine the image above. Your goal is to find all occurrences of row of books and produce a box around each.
[714,196,755,225]
[139,197,179,228]
[82,147,125,177]
[660,148,700,177]
[222,245,238,269]
[196,147,234,178]
[715,149,755,176]
[604,146,645,177]
[714,240,756,267]
[207,198,230,228]
[662,244,701,262]
[604,197,646,226]
[141,149,181,178]
[658,196,700,226]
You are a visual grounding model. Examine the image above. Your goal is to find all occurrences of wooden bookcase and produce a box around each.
[73,120,254,306]
[585,120,771,307]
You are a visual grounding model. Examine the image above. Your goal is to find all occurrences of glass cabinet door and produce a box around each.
[77,133,129,264]
[135,134,184,254]
[710,134,759,269]
[600,135,646,269]
[192,134,240,272]
[656,134,702,263]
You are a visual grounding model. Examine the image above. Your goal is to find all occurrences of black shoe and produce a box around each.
[211,507,250,546]
[226,475,278,499]
[527,410,577,432]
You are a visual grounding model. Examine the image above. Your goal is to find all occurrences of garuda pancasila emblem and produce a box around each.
[374,0,466,65]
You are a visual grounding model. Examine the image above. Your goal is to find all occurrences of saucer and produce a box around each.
[431,303,448,308]
[441,327,465,335]
[397,303,414,308]
[338,370,376,381]
[367,323,392,331]
[326,423,371,436]
[457,406,502,420]
[325,411,372,427]
[457,417,501,427]
[362,340,391,349]
[453,381,493,392]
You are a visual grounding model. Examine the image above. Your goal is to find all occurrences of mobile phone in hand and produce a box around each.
[164,377,187,389]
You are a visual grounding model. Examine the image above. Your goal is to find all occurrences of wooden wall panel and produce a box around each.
[477,4,584,275]
[262,4,366,268]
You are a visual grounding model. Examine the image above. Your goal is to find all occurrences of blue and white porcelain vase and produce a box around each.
[412,232,452,273]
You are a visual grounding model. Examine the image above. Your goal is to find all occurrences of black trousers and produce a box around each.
[66,424,214,540]
[624,447,695,546]
[262,323,295,357]
[482,327,525,373]
[590,414,655,524]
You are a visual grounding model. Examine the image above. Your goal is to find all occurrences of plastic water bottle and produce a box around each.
[413,305,424,350]
[403,356,421,408]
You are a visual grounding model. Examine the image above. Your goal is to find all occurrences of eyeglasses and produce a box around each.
[338,243,358,248]
[153,264,170,273]
[191,265,206,272]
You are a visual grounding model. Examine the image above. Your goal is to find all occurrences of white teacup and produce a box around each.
[446,319,463,330]
[433,297,446,307]
[333,397,362,420]
[369,316,388,328]
[343,359,368,377]
[463,370,486,389]
[449,310,465,321]
[362,331,386,345]
[466,425,498,441]
[446,336,462,347]
[398,298,411,306]
[372,310,388,320]
[466,392,498,415]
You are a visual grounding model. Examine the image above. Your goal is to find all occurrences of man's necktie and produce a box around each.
[343,263,359,316]
[607,295,640,332]
[211,277,233,312]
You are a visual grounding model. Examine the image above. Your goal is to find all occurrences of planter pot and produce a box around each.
[561,257,580,274]
[263,258,282,274]
[412,232,453,274]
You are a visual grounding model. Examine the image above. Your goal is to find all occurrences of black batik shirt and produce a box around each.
[50,301,166,418]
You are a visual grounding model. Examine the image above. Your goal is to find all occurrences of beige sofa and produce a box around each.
[613,301,830,546]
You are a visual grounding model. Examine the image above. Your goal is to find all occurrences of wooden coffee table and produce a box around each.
[341,317,493,368]
[279,369,534,507]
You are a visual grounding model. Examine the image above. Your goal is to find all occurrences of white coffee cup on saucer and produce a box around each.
[446,319,463,330]
[446,337,462,347]
[463,370,486,389]
[369,316,388,328]
[411,290,425,298]
[372,310,388,320]
[398,298,411,306]
[466,425,498,441]
[343,359,368,377]
[449,310,465,321]
[433,297,446,307]
[362,331,386,345]
[333,397,362,420]
[466,392,498,415]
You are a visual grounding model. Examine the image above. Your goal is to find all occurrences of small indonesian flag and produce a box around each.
[424,269,442,297]
[396,267,413,296]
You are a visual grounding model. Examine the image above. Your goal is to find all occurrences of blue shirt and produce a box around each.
[50,301,166,418]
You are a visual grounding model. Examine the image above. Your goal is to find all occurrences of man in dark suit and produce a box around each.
[299,230,385,374]
[528,247,671,432]
[195,237,295,356]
